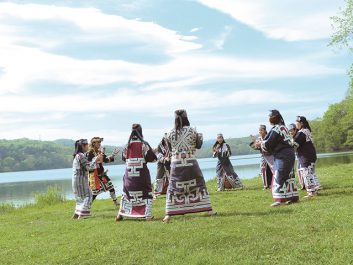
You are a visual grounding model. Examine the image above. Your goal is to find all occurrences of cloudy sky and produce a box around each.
[0,0,351,146]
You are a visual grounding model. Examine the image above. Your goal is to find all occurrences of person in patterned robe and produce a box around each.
[87,137,119,208]
[213,133,243,191]
[163,109,216,223]
[288,123,305,190]
[154,133,171,196]
[72,139,92,219]
[293,116,321,198]
[249,125,274,190]
[116,124,157,221]
[255,110,299,207]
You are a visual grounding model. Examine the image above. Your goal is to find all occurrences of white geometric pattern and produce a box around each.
[127,157,145,177]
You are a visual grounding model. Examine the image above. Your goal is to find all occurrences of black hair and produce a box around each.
[269,109,285,125]
[213,139,226,150]
[174,109,190,140]
[128,124,144,145]
[73,139,88,159]
[174,110,190,131]
[296,116,312,132]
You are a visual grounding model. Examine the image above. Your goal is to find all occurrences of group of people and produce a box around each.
[72,137,119,219]
[72,110,216,222]
[250,110,321,207]
[72,108,320,221]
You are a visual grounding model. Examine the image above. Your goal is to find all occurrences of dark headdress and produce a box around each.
[128,123,144,144]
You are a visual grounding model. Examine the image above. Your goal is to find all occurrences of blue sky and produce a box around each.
[0,0,351,146]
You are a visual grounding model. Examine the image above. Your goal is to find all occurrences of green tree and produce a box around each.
[330,0,353,79]
[330,0,353,50]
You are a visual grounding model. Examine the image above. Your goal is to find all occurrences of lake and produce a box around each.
[1,152,352,205]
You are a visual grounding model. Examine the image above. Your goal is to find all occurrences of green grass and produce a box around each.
[34,186,66,207]
[1,164,353,265]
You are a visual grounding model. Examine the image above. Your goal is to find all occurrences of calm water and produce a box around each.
[0,152,352,205]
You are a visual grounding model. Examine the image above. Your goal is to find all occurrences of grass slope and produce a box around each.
[1,164,353,265]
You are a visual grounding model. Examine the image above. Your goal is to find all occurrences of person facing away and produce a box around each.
[154,133,171,196]
[163,109,216,223]
[116,124,157,221]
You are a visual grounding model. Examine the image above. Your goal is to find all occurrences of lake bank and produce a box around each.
[0,151,352,205]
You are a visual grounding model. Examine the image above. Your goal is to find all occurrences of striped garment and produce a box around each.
[72,153,93,217]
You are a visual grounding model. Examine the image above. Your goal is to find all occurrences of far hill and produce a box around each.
[197,136,257,158]
[0,136,256,173]
[0,138,124,173]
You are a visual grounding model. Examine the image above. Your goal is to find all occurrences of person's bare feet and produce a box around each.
[162,215,171,223]
[115,215,123,222]
[208,210,218,216]
[270,202,286,207]
[304,192,317,198]
[72,213,79,219]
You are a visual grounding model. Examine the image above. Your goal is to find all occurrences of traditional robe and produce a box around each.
[250,137,274,189]
[213,142,243,191]
[154,139,171,195]
[118,138,157,218]
[166,126,213,216]
[87,149,116,200]
[72,153,93,217]
[293,128,320,192]
[261,125,299,203]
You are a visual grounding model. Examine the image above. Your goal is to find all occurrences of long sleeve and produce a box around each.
[249,141,261,150]
[101,152,115,163]
[195,132,203,149]
[88,156,98,170]
[261,130,280,153]
[121,147,128,162]
[226,144,232,157]
[144,143,157,163]
[156,144,165,163]
[72,155,80,178]
[293,131,306,148]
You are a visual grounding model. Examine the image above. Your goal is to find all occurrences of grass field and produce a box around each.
[1,163,353,265]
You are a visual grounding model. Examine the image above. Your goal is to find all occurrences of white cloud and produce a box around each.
[0,1,347,145]
[0,2,344,95]
[0,43,343,94]
[0,3,201,52]
[213,25,232,50]
[198,0,344,41]
[190,27,201,33]
[0,88,322,114]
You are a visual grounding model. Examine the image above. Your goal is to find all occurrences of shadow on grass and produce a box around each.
[84,206,297,224]
[315,190,353,197]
